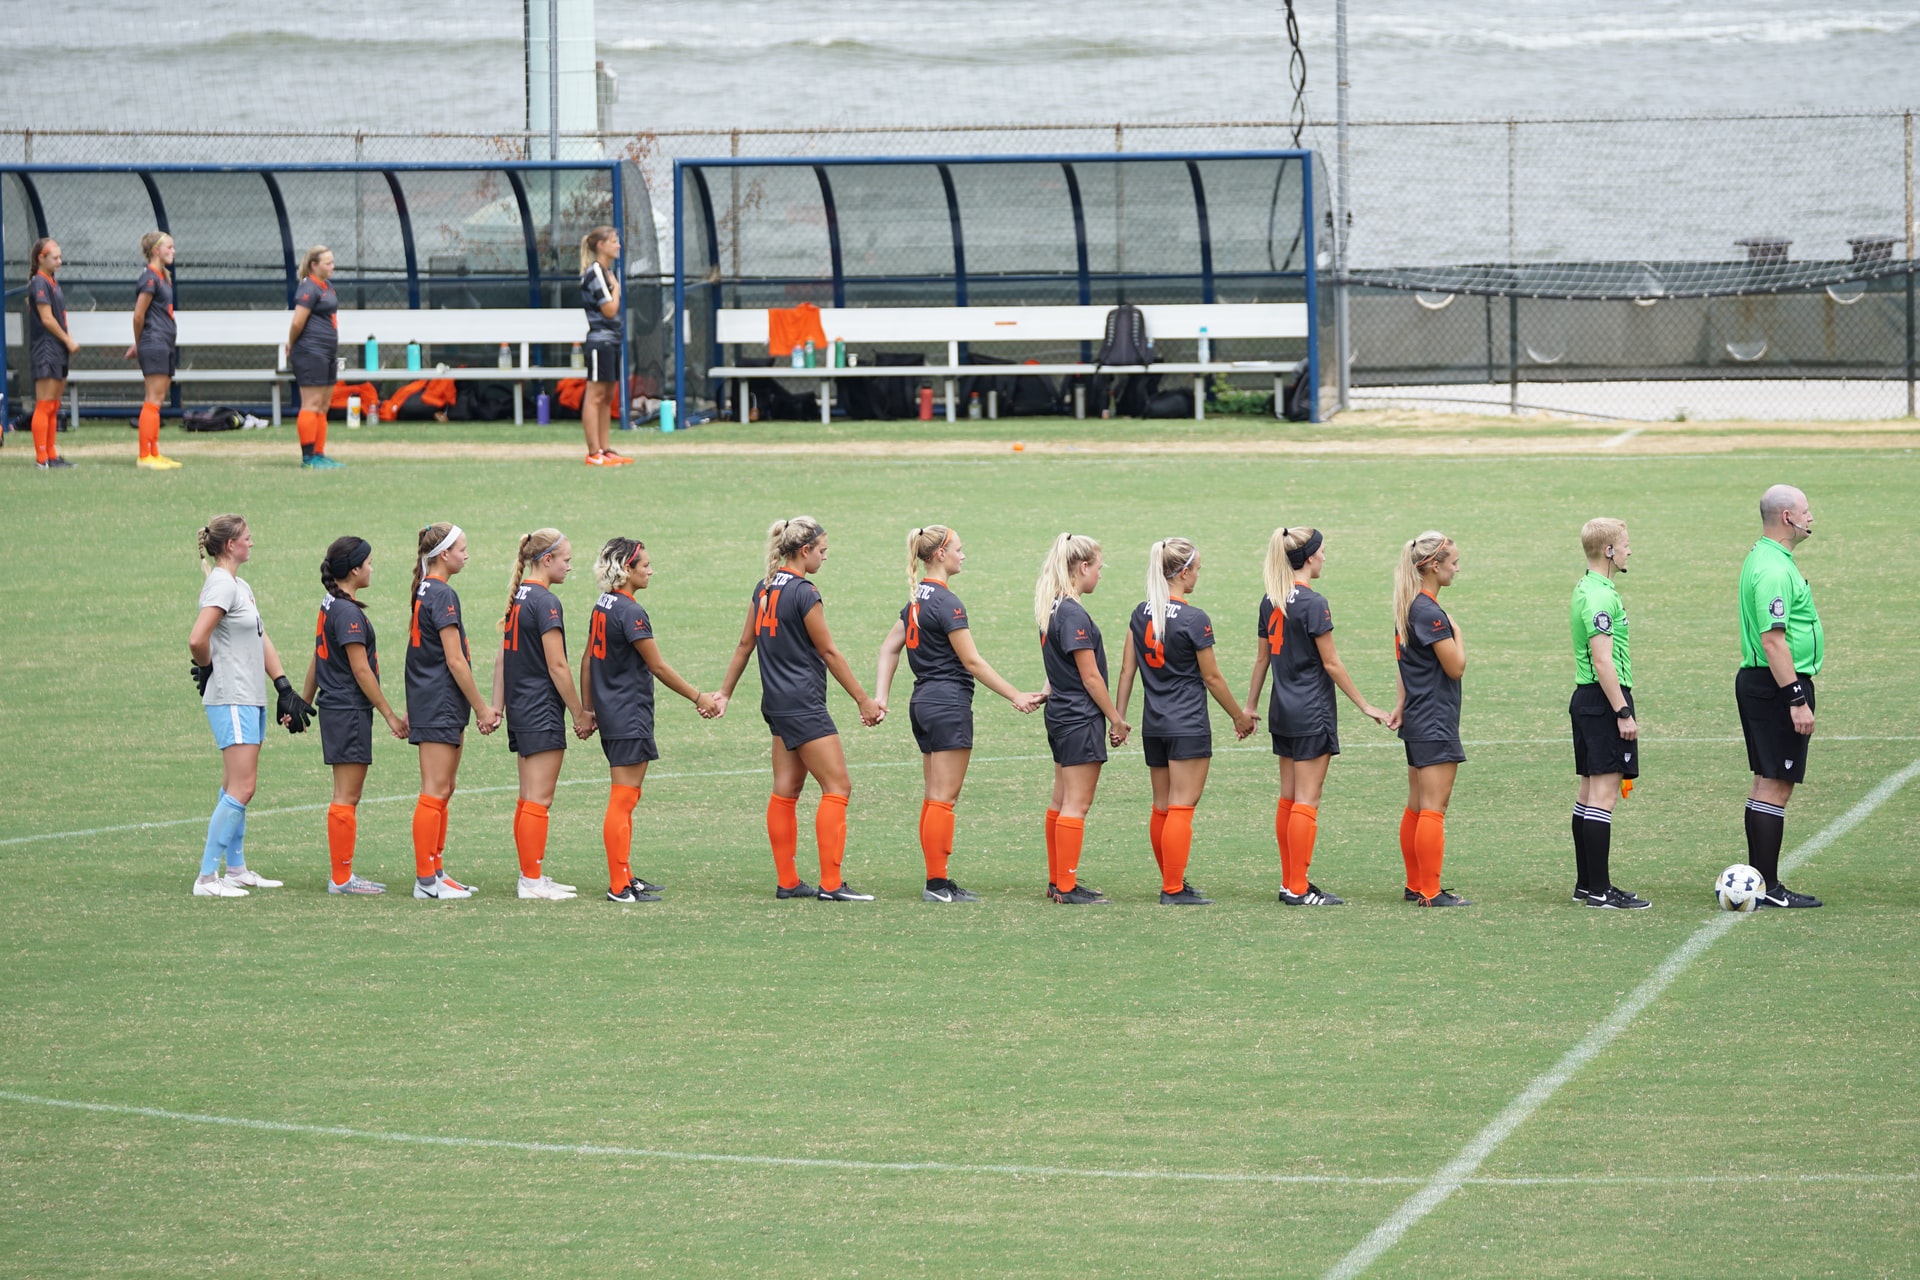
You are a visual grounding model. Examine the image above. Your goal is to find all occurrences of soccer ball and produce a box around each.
[1715,863,1766,912]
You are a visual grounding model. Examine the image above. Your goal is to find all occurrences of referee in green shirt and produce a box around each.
[1568,517,1648,908]
[1735,484,1825,908]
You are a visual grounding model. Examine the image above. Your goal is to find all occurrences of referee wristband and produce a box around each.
[1784,680,1808,706]
[1614,705,1633,718]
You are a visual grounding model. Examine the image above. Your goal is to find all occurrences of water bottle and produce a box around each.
[832,338,845,368]
[498,343,512,370]
[346,395,362,430]
[571,343,585,370]
[804,338,817,368]
[917,385,934,421]
[535,392,551,425]
[790,345,805,369]
[364,337,379,370]
[1197,326,1210,364]
[659,399,677,432]
[406,341,421,371]
[968,391,982,420]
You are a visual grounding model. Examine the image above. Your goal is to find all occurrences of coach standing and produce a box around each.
[1735,484,1824,908]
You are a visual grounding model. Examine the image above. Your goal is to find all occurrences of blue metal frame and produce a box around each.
[673,162,687,429]
[503,170,542,309]
[259,173,298,307]
[1185,161,1216,305]
[813,165,846,308]
[381,170,421,310]
[612,162,628,427]
[1301,158,1320,423]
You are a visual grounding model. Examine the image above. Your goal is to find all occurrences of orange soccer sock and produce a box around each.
[1414,809,1446,900]
[1399,807,1420,894]
[326,803,357,885]
[411,794,446,879]
[1045,807,1062,887]
[1054,816,1085,892]
[1149,805,1169,878]
[767,794,801,889]
[513,800,549,880]
[137,401,161,458]
[816,793,849,892]
[32,401,55,464]
[313,410,329,455]
[603,784,641,891]
[295,409,319,447]
[433,798,450,876]
[1285,803,1319,897]
[1161,805,1195,894]
[1275,796,1296,879]
[919,799,955,881]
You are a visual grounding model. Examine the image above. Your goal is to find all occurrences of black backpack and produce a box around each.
[1094,304,1153,368]
[181,405,244,432]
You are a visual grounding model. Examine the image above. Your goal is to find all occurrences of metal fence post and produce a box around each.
[1333,0,1351,414]
[1907,110,1915,418]
[1507,119,1519,415]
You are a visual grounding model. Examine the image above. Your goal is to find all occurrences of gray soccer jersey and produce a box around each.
[752,573,827,716]
[1397,591,1462,742]
[902,579,973,697]
[589,590,656,740]
[314,594,377,710]
[1260,587,1337,737]
[406,577,472,730]
[136,265,177,350]
[1129,598,1216,737]
[581,264,621,340]
[1042,596,1107,726]
[290,277,339,363]
[501,582,567,731]
[198,567,266,707]
[26,273,66,368]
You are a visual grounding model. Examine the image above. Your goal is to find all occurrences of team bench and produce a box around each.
[6,309,591,426]
[708,303,1309,424]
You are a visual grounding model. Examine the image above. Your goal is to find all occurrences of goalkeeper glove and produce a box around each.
[191,661,214,696]
[275,675,314,734]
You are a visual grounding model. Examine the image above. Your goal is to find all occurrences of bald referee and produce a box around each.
[1735,484,1824,908]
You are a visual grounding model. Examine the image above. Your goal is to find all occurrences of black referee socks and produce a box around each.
[1744,798,1787,886]
[1573,804,1613,893]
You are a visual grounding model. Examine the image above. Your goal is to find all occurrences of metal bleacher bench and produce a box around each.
[6,309,588,426]
[709,303,1308,424]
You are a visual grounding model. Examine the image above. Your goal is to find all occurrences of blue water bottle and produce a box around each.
[364,336,379,370]
[406,341,422,371]
[659,399,677,432]
[535,392,551,425]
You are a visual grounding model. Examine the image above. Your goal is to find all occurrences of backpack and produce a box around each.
[181,405,244,432]
[1094,304,1153,368]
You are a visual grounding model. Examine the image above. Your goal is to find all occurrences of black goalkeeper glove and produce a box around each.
[191,661,214,696]
[274,675,314,734]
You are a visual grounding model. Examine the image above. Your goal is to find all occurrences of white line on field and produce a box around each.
[1322,755,1920,1280]
[1602,426,1646,447]
[5,736,1918,850]
[0,1091,1911,1192]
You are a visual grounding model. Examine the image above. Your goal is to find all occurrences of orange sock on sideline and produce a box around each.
[1149,805,1169,878]
[1414,809,1446,900]
[327,803,357,885]
[919,799,955,881]
[1160,805,1195,894]
[295,409,320,447]
[1284,803,1319,897]
[603,784,641,891]
[433,798,450,876]
[1399,807,1420,893]
[411,794,446,879]
[513,799,549,880]
[816,793,849,891]
[32,401,55,464]
[1045,808,1062,887]
[137,402,160,459]
[1275,796,1295,874]
[314,411,328,454]
[767,794,800,889]
[1054,816,1085,892]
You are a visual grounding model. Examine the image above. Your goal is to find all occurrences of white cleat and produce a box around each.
[327,874,385,895]
[193,878,248,897]
[546,877,577,894]
[517,875,576,900]
[222,867,283,889]
[415,878,472,900]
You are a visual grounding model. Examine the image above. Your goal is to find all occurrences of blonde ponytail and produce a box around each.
[1393,530,1451,641]
[197,514,247,576]
[1265,526,1320,608]
[764,515,825,587]
[906,524,954,591]
[1146,537,1196,639]
[1033,532,1101,633]
[502,527,565,630]
[413,521,455,599]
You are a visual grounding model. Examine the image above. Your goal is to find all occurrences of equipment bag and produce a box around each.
[181,405,244,432]
[1094,304,1154,368]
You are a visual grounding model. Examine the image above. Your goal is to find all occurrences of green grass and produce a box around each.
[2,424,1917,1278]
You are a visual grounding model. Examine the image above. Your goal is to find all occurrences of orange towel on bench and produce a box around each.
[767,303,828,358]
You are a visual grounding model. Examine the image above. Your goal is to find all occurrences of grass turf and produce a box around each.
[1,420,1916,1277]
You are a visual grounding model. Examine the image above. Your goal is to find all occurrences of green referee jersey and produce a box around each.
[1739,537,1823,674]
[1570,570,1629,687]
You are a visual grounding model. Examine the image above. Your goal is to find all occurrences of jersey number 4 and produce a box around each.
[755,589,782,638]
[1267,612,1285,656]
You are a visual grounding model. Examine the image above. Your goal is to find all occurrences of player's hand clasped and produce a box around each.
[274,674,313,733]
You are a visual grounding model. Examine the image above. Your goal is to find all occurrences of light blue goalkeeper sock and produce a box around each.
[201,791,246,877]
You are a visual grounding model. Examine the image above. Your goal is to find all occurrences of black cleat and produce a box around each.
[1756,882,1822,909]
[1405,887,1422,902]
[1281,883,1345,905]
[1417,890,1473,907]
[817,883,875,902]
[1573,885,1600,904]
[46,456,76,469]
[923,878,980,903]
[1588,885,1650,910]
[775,880,817,900]
[629,876,663,894]
[1053,885,1110,905]
[607,882,662,903]
[1160,883,1214,905]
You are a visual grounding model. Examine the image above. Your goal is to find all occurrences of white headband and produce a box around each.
[421,524,463,579]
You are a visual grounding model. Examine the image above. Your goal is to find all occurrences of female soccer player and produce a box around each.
[579,226,631,466]
[1568,518,1648,908]
[299,537,409,895]
[186,515,309,896]
[581,536,720,902]
[1034,532,1130,904]
[716,516,885,902]
[287,245,343,470]
[1113,538,1258,905]
[1388,531,1471,907]
[1246,526,1391,906]
[406,523,500,900]
[493,529,595,900]
[127,231,182,469]
[874,525,1044,902]
[24,238,78,470]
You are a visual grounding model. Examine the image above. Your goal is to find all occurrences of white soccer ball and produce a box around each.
[1715,863,1766,912]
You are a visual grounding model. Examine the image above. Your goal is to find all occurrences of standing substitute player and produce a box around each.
[1388,531,1471,907]
[578,226,632,466]
[287,246,343,469]
[24,238,78,469]
[1568,518,1649,909]
[128,231,182,469]
[1735,485,1825,908]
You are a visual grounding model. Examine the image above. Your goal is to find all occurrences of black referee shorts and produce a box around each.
[1736,668,1814,784]
[1570,684,1639,779]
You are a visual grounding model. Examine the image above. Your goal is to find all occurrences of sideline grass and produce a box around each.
[1,425,1916,1277]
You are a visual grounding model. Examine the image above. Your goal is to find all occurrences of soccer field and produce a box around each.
[2,417,1917,1278]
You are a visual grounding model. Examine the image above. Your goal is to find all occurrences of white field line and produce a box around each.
[0,1090,1912,1192]
[5,735,1917,851]
[1602,426,1647,447]
[1323,756,1920,1280]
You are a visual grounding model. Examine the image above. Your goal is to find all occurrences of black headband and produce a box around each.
[796,524,824,549]
[328,538,373,578]
[1286,529,1323,570]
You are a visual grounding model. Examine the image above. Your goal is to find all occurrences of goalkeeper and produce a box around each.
[187,515,310,899]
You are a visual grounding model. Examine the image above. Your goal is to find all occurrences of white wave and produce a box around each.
[1363,12,1919,51]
